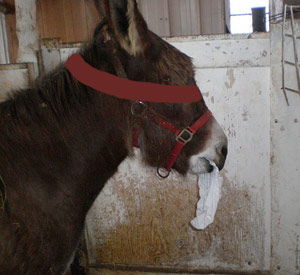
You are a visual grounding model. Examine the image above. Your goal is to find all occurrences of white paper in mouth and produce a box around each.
[190,160,223,230]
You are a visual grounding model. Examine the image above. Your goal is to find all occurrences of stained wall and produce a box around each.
[84,33,273,274]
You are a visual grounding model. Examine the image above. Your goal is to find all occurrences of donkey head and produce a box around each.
[94,0,228,175]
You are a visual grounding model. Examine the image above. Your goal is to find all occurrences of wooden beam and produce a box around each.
[0,3,14,14]
[15,0,39,77]
[3,0,18,63]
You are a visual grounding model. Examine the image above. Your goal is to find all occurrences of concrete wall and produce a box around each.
[270,20,300,274]
[0,64,30,101]
[84,33,273,273]
[85,29,300,274]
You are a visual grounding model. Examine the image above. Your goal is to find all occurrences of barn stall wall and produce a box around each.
[270,19,300,275]
[0,63,31,101]
[36,22,300,274]
[3,0,226,64]
[1,2,300,274]
[37,33,272,274]
[87,34,272,274]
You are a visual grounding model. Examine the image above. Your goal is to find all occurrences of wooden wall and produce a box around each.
[4,0,100,63]
[37,0,100,43]
[37,0,225,40]
[139,0,225,37]
[4,0,226,63]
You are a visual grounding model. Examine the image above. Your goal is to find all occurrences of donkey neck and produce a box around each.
[0,50,133,217]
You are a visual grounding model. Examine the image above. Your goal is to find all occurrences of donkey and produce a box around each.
[0,0,227,274]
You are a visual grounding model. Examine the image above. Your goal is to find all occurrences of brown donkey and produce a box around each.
[0,0,227,274]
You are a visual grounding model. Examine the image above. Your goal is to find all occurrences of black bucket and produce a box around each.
[252,7,266,32]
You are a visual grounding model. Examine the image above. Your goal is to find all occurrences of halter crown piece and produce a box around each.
[66,54,212,178]
[66,54,202,103]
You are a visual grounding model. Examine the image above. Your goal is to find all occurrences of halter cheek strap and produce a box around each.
[163,109,212,170]
[132,102,212,174]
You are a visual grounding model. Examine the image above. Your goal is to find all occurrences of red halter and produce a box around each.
[66,53,212,178]
[131,102,212,178]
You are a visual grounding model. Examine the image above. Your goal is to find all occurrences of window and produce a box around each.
[230,0,269,34]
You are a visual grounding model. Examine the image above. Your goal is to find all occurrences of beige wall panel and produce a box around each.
[138,0,170,37]
[85,0,101,39]
[177,0,192,35]
[168,0,201,36]
[200,0,225,35]
[190,0,201,35]
[168,0,183,36]
[63,0,88,42]
[210,0,225,34]
[40,0,67,42]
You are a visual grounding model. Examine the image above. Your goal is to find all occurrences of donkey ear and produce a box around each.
[94,0,149,56]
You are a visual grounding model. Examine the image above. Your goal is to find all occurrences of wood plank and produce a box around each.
[40,0,67,42]
[0,13,9,64]
[180,0,192,36]
[169,0,202,36]
[169,0,182,36]
[138,0,170,37]
[84,0,100,39]
[200,0,225,35]
[211,0,225,34]
[3,0,18,63]
[37,0,45,39]
[190,0,201,35]
[200,0,211,35]
[63,0,88,42]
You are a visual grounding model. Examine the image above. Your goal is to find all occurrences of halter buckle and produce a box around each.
[176,128,194,144]
[131,101,146,116]
[157,167,170,179]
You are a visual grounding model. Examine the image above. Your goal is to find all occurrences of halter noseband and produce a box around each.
[131,101,212,178]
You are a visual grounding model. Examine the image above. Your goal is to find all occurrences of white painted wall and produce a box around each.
[85,33,273,273]
[0,64,30,101]
[15,0,39,77]
[36,33,273,272]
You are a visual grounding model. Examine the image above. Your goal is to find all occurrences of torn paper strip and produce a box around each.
[190,161,223,230]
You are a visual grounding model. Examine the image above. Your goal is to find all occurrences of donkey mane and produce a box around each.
[0,30,134,161]
[0,20,196,165]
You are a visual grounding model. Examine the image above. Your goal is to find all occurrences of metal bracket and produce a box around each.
[282,4,300,105]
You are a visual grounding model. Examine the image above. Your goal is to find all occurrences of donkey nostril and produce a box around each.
[221,145,228,157]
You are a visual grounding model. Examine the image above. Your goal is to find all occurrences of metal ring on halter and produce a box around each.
[156,167,170,179]
[131,101,146,116]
